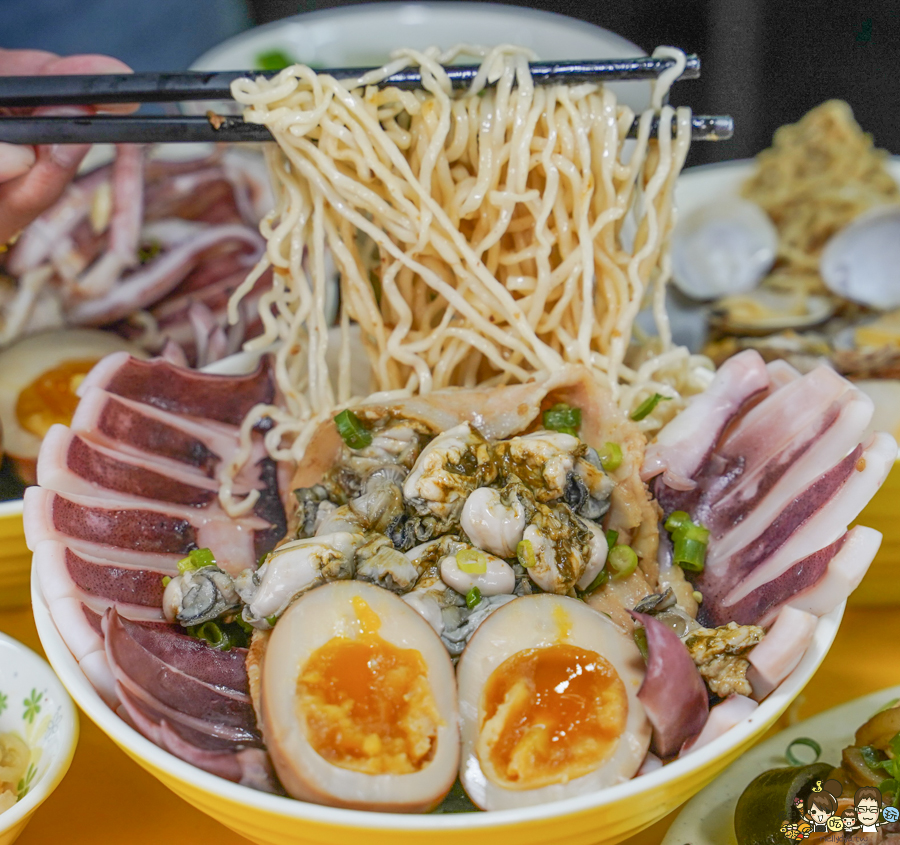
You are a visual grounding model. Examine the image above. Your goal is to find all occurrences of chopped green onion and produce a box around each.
[543,403,582,435]
[466,586,482,609]
[785,737,822,767]
[673,535,707,572]
[189,621,231,650]
[631,393,670,421]
[254,49,297,71]
[137,240,161,264]
[516,539,536,569]
[664,511,691,533]
[176,547,215,574]
[334,408,373,450]
[861,745,883,769]
[633,626,649,660]
[266,615,278,627]
[680,522,710,544]
[608,545,638,580]
[161,575,172,587]
[692,590,703,604]
[665,512,710,573]
[582,568,608,594]
[598,441,623,472]
[234,615,254,635]
[604,529,619,549]
[457,548,487,574]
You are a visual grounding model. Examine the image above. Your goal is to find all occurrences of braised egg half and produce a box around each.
[457,594,650,810]
[0,329,143,483]
[260,580,460,812]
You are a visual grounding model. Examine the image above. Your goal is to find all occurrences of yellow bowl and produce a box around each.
[0,502,30,610]
[32,563,844,845]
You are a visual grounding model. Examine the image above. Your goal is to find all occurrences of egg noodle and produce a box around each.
[221,45,706,514]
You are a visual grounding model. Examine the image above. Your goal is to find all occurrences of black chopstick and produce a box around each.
[0,55,701,107]
[0,113,733,145]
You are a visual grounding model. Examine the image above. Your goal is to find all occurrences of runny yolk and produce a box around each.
[15,359,99,438]
[297,597,440,775]
[477,644,627,790]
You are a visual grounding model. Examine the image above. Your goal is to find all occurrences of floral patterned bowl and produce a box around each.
[0,632,78,845]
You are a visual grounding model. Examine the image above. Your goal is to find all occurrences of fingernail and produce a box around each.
[49,143,90,169]
[0,143,36,180]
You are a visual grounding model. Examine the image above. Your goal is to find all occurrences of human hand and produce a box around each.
[0,49,137,245]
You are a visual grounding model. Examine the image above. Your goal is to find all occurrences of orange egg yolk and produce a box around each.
[477,644,627,789]
[15,359,98,438]
[297,597,440,775]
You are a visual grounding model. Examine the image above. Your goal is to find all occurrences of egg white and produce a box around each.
[0,328,143,464]
[456,594,651,811]
[260,580,460,813]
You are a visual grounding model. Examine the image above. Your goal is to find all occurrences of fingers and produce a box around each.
[0,49,138,242]
[0,144,36,181]
[42,53,138,114]
[0,127,90,244]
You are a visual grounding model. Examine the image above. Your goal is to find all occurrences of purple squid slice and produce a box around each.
[630,610,709,758]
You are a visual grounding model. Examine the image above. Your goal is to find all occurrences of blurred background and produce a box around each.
[4,0,898,166]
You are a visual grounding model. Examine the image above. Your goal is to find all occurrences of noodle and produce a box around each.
[224,45,700,501]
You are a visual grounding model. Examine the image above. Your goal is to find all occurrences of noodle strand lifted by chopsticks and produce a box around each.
[223,44,701,506]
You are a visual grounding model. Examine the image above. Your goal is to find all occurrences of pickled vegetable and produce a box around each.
[734,763,833,845]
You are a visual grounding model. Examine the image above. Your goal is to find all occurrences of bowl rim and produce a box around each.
[31,561,843,831]
[191,1,648,71]
[0,499,23,518]
[0,630,79,834]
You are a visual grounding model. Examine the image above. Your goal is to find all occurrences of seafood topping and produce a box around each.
[645,349,895,628]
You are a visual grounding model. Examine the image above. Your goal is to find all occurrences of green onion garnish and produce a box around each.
[457,548,487,574]
[543,403,581,435]
[665,512,710,573]
[608,545,638,580]
[785,737,822,766]
[254,49,297,71]
[176,547,215,575]
[631,393,670,422]
[466,586,482,609]
[189,621,231,651]
[664,511,691,533]
[266,615,278,627]
[633,626,649,661]
[583,568,608,594]
[516,539,536,569]
[605,529,619,549]
[334,408,373,450]
[161,575,172,588]
[673,536,707,571]
[598,441,623,472]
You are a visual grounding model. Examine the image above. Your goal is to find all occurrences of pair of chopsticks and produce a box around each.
[0,54,733,145]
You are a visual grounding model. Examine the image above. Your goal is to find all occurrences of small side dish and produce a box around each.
[735,700,900,843]
[0,631,78,845]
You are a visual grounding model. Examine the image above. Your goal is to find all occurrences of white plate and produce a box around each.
[190,1,652,113]
[657,156,900,353]
[662,683,900,845]
[674,157,900,221]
